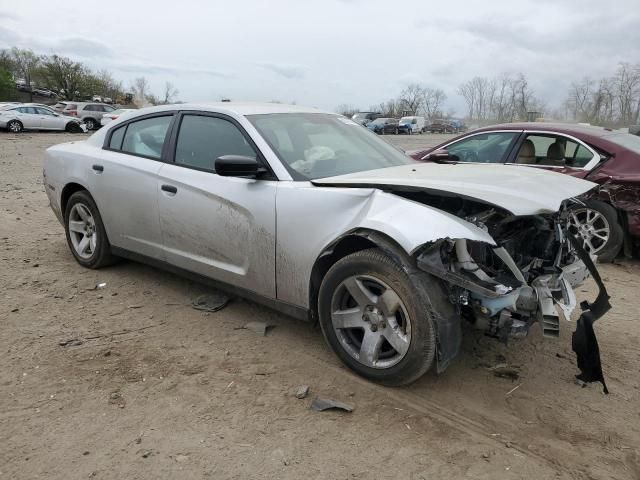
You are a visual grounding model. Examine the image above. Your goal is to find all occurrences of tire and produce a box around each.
[394,127,399,135]
[84,118,97,130]
[568,200,623,263]
[65,122,83,133]
[64,191,117,268]
[7,120,23,133]
[318,248,438,386]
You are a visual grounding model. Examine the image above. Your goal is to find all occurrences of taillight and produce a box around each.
[67,110,77,116]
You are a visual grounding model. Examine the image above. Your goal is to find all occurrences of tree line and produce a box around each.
[337,84,449,120]
[338,64,640,128]
[0,47,178,106]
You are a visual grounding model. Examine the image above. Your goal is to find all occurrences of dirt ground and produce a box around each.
[1,131,639,480]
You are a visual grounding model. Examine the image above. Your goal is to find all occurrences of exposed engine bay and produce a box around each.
[396,190,590,339]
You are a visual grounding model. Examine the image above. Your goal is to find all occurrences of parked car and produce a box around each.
[409,122,640,261]
[32,88,58,98]
[43,103,607,386]
[630,125,640,136]
[0,104,86,133]
[367,117,399,134]
[100,108,136,126]
[427,118,465,134]
[398,116,426,134]
[52,102,116,130]
[352,111,383,126]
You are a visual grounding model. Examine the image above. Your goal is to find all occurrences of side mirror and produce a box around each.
[215,155,266,178]
[426,149,450,163]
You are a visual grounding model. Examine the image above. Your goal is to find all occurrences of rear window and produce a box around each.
[64,104,78,110]
[606,133,640,155]
[121,115,173,159]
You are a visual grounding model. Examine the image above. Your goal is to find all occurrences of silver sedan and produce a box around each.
[43,103,607,386]
[0,104,86,133]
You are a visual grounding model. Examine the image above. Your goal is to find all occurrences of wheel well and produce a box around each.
[60,183,87,215]
[307,230,409,323]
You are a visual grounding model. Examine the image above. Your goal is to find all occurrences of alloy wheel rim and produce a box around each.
[9,122,20,132]
[569,207,610,255]
[68,203,97,259]
[331,275,411,369]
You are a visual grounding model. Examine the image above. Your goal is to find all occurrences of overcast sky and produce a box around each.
[1,0,639,115]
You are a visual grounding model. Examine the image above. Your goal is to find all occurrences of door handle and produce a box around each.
[92,164,104,173]
[161,184,178,194]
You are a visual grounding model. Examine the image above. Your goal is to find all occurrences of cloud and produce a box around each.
[257,62,306,79]
[112,61,231,78]
[54,37,114,58]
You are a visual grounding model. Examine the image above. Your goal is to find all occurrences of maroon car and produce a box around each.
[410,123,640,262]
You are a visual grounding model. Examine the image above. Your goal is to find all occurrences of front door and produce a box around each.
[36,107,62,129]
[157,112,277,298]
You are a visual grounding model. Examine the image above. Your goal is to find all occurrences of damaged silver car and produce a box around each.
[43,103,610,386]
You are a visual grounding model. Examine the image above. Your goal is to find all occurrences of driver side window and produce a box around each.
[447,132,518,163]
[174,115,257,172]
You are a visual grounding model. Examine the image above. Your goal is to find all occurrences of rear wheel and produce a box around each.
[568,200,623,262]
[318,248,438,386]
[7,120,23,133]
[64,191,117,268]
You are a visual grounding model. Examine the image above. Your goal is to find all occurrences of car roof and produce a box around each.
[475,122,627,139]
[128,102,329,116]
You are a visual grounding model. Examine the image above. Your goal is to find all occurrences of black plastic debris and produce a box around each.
[192,292,230,313]
[567,234,611,394]
[573,311,608,394]
[310,396,354,412]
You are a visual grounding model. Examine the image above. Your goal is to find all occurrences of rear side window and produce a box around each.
[121,116,172,159]
[109,125,126,150]
[174,115,256,172]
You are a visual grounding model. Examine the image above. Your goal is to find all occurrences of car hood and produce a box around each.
[313,163,597,216]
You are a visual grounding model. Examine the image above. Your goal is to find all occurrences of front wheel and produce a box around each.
[64,191,117,268]
[318,249,438,386]
[568,200,623,262]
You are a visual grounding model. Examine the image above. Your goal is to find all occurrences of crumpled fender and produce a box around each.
[353,190,496,253]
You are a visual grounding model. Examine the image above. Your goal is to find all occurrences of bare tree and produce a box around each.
[420,87,446,119]
[11,48,40,101]
[162,81,179,104]
[335,103,357,117]
[397,83,424,114]
[132,77,150,106]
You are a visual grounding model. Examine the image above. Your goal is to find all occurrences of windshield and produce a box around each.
[400,117,416,125]
[248,113,414,180]
[606,132,640,155]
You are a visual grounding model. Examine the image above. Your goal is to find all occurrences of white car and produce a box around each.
[100,108,136,126]
[0,104,87,133]
[399,116,426,134]
[43,102,609,386]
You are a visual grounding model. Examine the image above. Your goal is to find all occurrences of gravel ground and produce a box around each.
[1,131,639,480]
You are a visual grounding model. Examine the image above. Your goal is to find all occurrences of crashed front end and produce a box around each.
[413,201,611,390]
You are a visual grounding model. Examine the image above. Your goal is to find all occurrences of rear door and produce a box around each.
[156,111,277,298]
[506,131,601,179]
[93,113,175,259]
[16,107,41,128]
